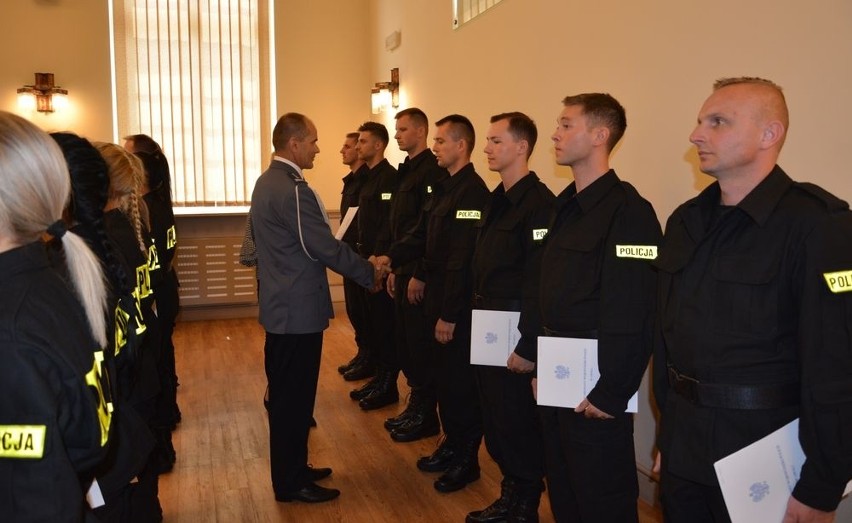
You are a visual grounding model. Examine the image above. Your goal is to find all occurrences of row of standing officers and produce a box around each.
[251,76,852,522]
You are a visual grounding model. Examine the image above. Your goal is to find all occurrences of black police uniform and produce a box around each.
[338,165,371,373]
[653,166,852,519]
[0,241,111,522]
[527,169,661,522]
[470,172,553,510]
[386,149,448,428]
[388,162,489,453]
[354,159,398,396]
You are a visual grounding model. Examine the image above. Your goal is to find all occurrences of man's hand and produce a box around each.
[531,377,538,400]
[782,496,835,523]
[574,397,614,420]
[386,273,396,298]
[367,256,390,293]
[373,255,392,273]
[507,352,534,373]
[652,451,661,475]
[407,277,425,305]
[435,319,455,344]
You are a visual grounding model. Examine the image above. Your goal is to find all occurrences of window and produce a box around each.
[453,0,503,29]
[112,0,272,206]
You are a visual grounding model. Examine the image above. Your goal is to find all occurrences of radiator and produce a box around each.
[174,236,257,307]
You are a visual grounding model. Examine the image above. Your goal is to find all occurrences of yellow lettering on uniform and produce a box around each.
[147,243,161,272]
[114,303,130,356]
[135,264,152,300]
[0,425,46,458]
[427,186,433,194]
[381,193,392,201]
[615,244,658,260]
[455,210,481,220]
[532,229,548,241]
[166,225,177,250]
[823,270,852,293]
[85,350,113,446]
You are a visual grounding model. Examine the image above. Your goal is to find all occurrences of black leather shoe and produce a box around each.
[417,444,456,472]
[350,377,379,400]
[306,465,332,481]
[384,406,415,431]
[276,482,340,503]
[391,414,440,442]
[466,497,512,523]
[337,354,362,375]
[359,387,398,411]
[434,461,480,493]
[343,360,376,381]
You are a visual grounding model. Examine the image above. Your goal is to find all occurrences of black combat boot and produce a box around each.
[358,369,399,410]
[466,477,517,522]
[434,438,481,493]
[417,437,456,472]
[337,352,363,375]
[349,374,381,400]
[343,357,376,381]
[390,393,440,442]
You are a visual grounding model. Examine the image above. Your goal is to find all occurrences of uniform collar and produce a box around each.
[272,156,303,180]
[442,162,475,191]
[498,171,541,206]
[556,169,619,214]
[690,165,791,227]
[0,241,49,285]
[403,148,435,170]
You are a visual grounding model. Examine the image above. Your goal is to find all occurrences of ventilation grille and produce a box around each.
[175,236,257,307]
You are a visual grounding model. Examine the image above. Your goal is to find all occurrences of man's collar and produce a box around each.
[499,171,540,205]
[692,166,791,227]
[273,156,302,177]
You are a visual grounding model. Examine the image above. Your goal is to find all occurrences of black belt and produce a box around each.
[541,327,598,339]
[472,294,521,311]
[667,366,799,410]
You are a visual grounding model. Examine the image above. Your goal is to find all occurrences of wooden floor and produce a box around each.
[159,306,663,522]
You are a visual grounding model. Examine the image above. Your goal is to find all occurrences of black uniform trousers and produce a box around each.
[264,331,323,493]
[365,284,397,370]
[154,268,180,428]
[538,406,639,523]
[660,466,731,523]
[435,316,481,446]
[476,366,543,492]
[394,273,434,391]
[343,275,370,358]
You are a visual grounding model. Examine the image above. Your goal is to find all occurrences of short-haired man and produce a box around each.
[348,122,400,409]
[653,78,852,522]
[465,112,554,522]
[527,94,662,522]
[337,132,371,377]
[376,115,490,492]
[382,108,448,441]
[251,113,380,503]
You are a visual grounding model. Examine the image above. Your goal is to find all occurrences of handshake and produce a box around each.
[367,255,393,293]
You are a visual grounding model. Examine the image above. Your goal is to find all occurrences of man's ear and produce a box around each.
[760,120,785,150]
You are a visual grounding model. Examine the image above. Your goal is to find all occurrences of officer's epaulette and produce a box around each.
[793,182,850,214]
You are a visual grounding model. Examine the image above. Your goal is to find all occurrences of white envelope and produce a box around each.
[536,336,638,413]
[715,419,852,523]
[334,206,359,240]
[470,309,520,367]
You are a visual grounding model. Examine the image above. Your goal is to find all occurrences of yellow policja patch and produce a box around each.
[532,229,548,240]
[615,245,658,260]
[0,425,46,458]
[455,210,481,219]
[823,270,852,293]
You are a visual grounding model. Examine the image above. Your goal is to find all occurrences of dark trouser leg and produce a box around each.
[660,466,731,523]
[540,407,639,523]
[366,286,397,371]
[435,323,481,445]
[343,276,370,360]
[265,331,323,494]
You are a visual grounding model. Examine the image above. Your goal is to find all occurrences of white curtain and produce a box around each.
[114,0,268,206]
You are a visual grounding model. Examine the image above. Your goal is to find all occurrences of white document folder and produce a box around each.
[334,206,359,240]
[536,336,638,413]
[714,419,852,523]
[470,309,521,367]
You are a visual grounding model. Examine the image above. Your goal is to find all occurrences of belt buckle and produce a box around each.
[668,367,700,404]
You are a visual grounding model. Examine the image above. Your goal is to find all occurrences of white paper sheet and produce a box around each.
[715,419,852,523]
[334,206,359,240]
[536,336,638,413]
[86,478,105,508]
[470,309,521,367]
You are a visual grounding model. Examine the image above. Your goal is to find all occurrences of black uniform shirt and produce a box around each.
[144,187,177,275]
[388,162,489,323]
[0,241,108,522]
[652,166,852,511]
[472,172,554,360]
[340,167,367,249]
[357,158,398,256]
[528,169,662,415]
[391,149,447,275]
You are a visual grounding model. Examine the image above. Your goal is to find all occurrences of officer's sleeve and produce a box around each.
[286,183,374,289]
[388,206,428,274]
[515,195,554,361]
[440,185,488,324]
[373,167,398,256]
[588,197,662,415]
[792,210,852,511]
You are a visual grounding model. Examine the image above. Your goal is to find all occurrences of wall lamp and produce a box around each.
[17,73,68,113]
[371,67,399,114]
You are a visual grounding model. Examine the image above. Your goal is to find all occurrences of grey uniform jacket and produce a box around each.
[251,160,374,334]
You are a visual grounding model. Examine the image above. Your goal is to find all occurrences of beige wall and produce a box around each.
[0,0,114,140]
[368,0,852,223]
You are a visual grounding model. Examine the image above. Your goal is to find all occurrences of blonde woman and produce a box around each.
[0,111,112,521]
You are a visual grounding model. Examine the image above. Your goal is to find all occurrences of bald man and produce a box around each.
[653,77,852,522]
